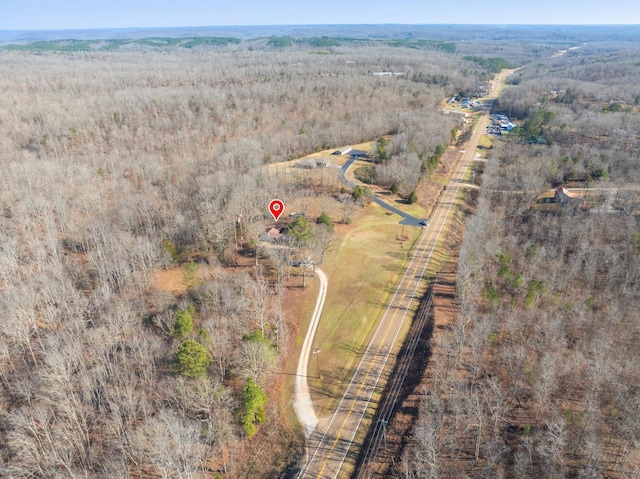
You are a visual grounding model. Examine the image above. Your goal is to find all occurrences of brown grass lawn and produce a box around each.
[303,202,422,416]
[153,262,218,294]
[277,199,423,429]
[477,133,493,149]
[277,141,476,426]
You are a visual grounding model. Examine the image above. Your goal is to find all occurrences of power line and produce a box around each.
[355,262,444,479]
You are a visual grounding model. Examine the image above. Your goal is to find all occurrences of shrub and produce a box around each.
[354,165,376,184]
[435,144,446,157]
[162,238,181,262]
[242,329,272,347]
[316,211,334,231]
[352,185,373,205]
[375,137,389,162]
[483,285,500,310]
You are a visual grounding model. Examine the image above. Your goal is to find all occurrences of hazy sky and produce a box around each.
[2,0,639,30]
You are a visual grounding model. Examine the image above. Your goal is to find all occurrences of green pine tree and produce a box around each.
[173,307,194,339]
[241,378,267,437]
[289,215,313,244]
[173,340,212,378]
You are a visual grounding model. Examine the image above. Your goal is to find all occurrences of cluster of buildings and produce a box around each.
[486,114,516,135]
[294,146,369,170]
[372,71,405,77]
[295,157,333,169]
[447,96,479,108]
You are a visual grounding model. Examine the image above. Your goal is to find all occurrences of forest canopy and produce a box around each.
[1,25,639,478]
[0,38,466,477]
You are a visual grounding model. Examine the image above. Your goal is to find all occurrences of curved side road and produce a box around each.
[294,269,328,438]
[339,158,423,226]
[298,69,516,479]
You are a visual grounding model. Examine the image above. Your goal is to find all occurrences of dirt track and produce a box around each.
[294,269,328,438]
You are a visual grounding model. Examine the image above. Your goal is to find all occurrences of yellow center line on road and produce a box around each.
[311,84,501,478]
[315,228,433,478]
[315,305,402,477]
[310,111,482,476]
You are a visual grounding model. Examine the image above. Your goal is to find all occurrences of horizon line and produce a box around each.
[2,23,640,33]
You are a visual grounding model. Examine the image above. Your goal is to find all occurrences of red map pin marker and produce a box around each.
[269,199,284,221]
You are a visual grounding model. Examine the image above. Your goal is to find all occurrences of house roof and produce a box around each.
[332,146,352,155]
[556,188,581,199]
[266,227,282,239]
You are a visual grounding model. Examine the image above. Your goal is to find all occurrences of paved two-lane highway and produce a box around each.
[298,71,511,478]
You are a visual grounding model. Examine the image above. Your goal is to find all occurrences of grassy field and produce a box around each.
[477,133,493,149]
[462,155,480,183]
[278,199,423,429]
[276,139,442,427]
[303,202,422,415]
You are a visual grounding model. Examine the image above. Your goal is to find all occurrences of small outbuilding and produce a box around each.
[295,158,317,169]
[315,158,331,168]
[332,146,352,155]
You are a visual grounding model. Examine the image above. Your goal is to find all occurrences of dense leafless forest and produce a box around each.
[0,37,477,477]
[2,25,639,478]
[403,43,640,478]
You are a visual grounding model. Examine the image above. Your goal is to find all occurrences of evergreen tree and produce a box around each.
[316,211,334,231]
[242,378,267,437]
[173,306,195,339]
[289,215,313,244]
[173,340,212,378]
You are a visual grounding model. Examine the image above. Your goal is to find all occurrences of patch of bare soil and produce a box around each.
[152,261,229,293]
[153,268,188,293]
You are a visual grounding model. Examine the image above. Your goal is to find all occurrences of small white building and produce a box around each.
[332,146,352,155]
